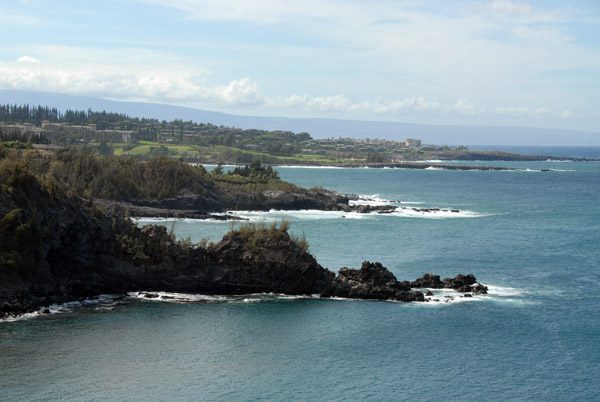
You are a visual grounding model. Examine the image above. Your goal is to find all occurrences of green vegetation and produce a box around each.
[6,102,550,165]
[0,146,301,203]
[0,103,432,164]
[229,218,309,255]
[230,160,280,181]
[0,148,312,287]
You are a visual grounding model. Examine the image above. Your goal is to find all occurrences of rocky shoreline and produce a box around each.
[1,257,488,320]
[0,175,487,319]
[95,193,467,220]
[0,158,487,320]
[334,162,531,171]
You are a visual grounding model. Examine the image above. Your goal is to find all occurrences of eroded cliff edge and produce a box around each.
[0,154,486,319]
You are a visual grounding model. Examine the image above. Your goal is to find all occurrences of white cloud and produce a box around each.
[0,55,586,123]
[17,55,40,63]
[495,105,578,119]
[138,0,378,24]
[484,1,533,17]
[0,58,260,108]
[216,78,263,106]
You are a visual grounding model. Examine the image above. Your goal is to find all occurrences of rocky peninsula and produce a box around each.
[0,149,487,319]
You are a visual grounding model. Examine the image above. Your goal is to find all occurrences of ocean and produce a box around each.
[2,153,599,401]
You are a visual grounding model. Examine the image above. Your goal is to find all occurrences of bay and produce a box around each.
[2,154,599,401]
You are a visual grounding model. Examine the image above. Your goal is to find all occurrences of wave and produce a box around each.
[132,217,228,223]
[417,284,532,306]
[349,194,398,207]
[128,291,316,304]
[275,165,345,169]
[419,288,482,305]
[0,294,122,322]
[228,209,373,221]
[1,284,534,322]
[391,207,494,219]
[479,285,534,306]
[425,166,445,170]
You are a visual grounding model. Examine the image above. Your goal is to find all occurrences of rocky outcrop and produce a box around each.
[411,273,488,294]
[96,186,360,219]
[320,261,425,302]
[0,168,487,319]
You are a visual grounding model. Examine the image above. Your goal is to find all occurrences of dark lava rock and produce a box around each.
[442,274,488,294]
[320,261,425,302]
[470,284,489,295]
[442,273,476,289]
[425,291,434,296]
[411,273,442,288]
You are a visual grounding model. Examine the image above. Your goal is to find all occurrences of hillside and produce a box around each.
[2,90,599,146]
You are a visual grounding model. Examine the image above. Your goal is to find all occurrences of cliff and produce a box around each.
[0,151,487,318]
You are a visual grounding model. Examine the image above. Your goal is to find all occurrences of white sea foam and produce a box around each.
[128,291,230,303]
[0,295,122,322]
[419,284,533,306]
[425,166,444,170]
[349,194,397,207]
[132,217,232,223]
[485,285,527,297]
[420,288,481,306]
[390,207,494,219]
[229,209,372,221]
[128,291,316,304]
[471,285,536,306]
[275,165,345,169]
[226,205,494,221]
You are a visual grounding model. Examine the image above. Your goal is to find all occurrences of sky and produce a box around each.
[0,0,599,132]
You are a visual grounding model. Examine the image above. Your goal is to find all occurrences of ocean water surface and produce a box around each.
[2,156,599,401]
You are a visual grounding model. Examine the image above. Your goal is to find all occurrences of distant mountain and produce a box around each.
[1,90,599,146]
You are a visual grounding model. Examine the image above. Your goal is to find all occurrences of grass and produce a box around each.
[99,140,354,165]
[229,218,310,255]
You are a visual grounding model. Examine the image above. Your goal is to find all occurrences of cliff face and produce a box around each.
[107,186,357,217]
[0,165,336,317]
[0,157,487,319]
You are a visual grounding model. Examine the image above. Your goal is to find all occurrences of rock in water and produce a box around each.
[442,274,488,294]
[320,261,425,302]
[411,273,442,288]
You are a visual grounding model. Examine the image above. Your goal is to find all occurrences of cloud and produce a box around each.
[216,78,263,106]
[17,55,40,63]
[470,0,565,23]
[0,57,261,108]
[138,0,376,24]
[483,1,533,17]
[0,51,588,123]
[494,105,578,119]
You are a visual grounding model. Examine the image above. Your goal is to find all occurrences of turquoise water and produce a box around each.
[2,158,600,401]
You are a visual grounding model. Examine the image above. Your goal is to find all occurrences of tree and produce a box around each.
[97,141,114,156]
[212,162,224,176]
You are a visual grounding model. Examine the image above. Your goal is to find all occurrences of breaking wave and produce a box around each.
[128,291,315,304]
[0,295,123,322]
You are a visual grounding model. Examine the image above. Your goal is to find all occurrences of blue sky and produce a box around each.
[1,0,599,132]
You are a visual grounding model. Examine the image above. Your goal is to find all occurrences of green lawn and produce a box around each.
[104,141,356,165]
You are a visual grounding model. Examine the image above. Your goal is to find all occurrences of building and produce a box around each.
[405,138,422,148]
